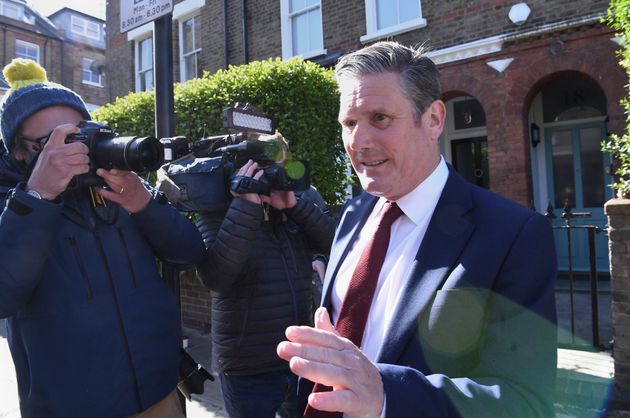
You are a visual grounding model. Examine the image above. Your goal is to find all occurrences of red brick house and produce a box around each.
[106,0,623,331]
[0,1,107,110]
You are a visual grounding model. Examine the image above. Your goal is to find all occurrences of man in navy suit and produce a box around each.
[277,41,557,417]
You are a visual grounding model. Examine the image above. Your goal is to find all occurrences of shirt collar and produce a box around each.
[381,156,449,225]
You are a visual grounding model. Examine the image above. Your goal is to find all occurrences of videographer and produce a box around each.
[0,59,205,418]
[196,148,336,417]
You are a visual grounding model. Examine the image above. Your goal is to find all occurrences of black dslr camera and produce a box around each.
[66,121,165,188]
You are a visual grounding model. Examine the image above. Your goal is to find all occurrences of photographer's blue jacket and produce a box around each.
[0,151,205,418]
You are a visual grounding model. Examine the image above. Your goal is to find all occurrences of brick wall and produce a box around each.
[180,270,212,332]
[605,199,630,397]
[0,23,60,81]
[106,0,614,99]
[320,0,610,57]
[62,42,108,107]
[105,0,134,100]
[437,25,624,205]
[0,21,108,108]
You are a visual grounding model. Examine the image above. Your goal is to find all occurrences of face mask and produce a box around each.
[13,148,41,175]
[24,148,40,169]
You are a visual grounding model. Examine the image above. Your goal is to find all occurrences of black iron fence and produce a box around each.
[546,203,610,350]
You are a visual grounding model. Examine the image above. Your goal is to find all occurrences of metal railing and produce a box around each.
[546,202,609,350]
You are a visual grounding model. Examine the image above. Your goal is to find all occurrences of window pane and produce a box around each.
[290,0,307,13]
[184,53,197,81]
[140,38,153,71]
[376,0,396,29]
[453,98,486,130]
[87,22,99,38]
[399,0,420,23]
[72,17,84,33]
[542,79,606,123]
[4,4,20,19]
[551,131,575,208]
[308,9,322,51]
[291,12,309,55]
[141,70,154,91]
[16,42,38,61]
[183,18,194,53]
[580,127,605,207]
[82,58,91,81]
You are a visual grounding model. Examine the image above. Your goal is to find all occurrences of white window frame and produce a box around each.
[71,15,101,40]
[361,0,427,43]
[0,1,23,21]
[280,0,326,60]
[82,58,102,87]
[135,36,154,92]
[177,13,201,82]
[15,40,39,63]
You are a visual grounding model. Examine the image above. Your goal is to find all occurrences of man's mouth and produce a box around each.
[362,159,387,167]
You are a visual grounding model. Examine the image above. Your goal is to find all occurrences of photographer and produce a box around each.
[196,149,335,417]
[0,59,205,418]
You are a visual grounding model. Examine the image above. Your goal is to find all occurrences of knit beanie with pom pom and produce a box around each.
[0,58,91,152]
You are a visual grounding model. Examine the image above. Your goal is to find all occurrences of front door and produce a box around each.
[451,136,489,189]
[545,122,611,272]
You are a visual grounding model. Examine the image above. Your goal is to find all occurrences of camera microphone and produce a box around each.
[216,141,263,154]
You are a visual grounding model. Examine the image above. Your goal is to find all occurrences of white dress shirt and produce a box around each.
[331,157,449,361]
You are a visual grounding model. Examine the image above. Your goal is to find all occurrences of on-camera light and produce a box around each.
[222,104,275,134]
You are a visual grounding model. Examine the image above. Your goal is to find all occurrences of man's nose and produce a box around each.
[346,122,373,150]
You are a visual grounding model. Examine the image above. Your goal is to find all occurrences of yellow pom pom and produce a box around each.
[3,58,47,90]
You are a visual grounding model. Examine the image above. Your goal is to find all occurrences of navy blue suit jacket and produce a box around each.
[300,168,557,417]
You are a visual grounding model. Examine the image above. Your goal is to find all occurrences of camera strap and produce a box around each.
[88,187,119,225]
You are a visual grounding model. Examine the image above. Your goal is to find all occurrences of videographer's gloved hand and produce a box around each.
[26,124,88,200]
[95,168,152,213]
[231,159,264,205]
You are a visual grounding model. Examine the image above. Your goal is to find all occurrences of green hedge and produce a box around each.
[93,57,348,204]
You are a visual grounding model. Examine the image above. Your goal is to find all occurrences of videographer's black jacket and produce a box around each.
[196,188,335,374]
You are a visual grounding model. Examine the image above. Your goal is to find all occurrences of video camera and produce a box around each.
[65,120,164,188]
[158,104,310,212]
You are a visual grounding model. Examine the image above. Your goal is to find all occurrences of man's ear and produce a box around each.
[10,142,26,162]
[426,100,446,140]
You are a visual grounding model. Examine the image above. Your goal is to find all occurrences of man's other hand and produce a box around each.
[277,307,385,418]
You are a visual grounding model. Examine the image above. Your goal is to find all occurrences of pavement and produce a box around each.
[0,280,622,417]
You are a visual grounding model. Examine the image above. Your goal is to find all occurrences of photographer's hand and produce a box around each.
[261,190,297,210]
[26,124,88,200]
[231,160,264,204]
[95,169,152,213]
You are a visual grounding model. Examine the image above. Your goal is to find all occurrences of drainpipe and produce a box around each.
[242,0,248,63]
[43,37,48,71]
[60,40,65,86]
[223,0,228,69]
[2,27,6,65]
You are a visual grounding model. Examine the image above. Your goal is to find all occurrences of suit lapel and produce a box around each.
[376,170,476,364]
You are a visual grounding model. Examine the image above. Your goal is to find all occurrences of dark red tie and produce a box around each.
[303,201,403,418]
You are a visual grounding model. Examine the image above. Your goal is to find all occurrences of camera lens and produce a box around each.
[123,136,165,171]
[92,136,164,172]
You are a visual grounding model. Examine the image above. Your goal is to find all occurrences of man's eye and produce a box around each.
[343,120,357,129]
[373,114,390,126]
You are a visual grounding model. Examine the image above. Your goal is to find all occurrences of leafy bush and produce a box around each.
[93,57,348,204]
[604,0,630,198]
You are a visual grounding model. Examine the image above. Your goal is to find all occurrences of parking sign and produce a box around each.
[120,0,173,33]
